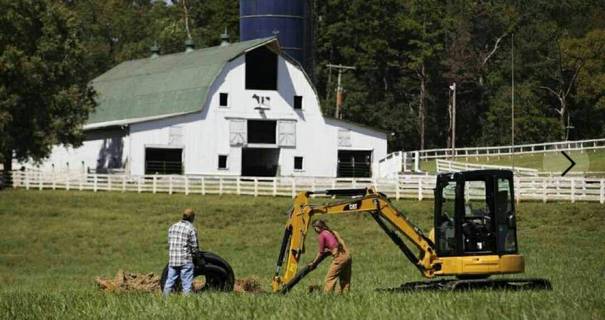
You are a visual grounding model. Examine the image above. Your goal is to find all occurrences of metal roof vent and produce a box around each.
[150,43,160,58]
[185,38,195,52]
[220,28,230,47]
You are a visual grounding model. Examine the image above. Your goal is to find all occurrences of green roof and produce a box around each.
[86,37,277,127]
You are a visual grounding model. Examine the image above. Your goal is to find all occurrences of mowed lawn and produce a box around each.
[0,190,603,319]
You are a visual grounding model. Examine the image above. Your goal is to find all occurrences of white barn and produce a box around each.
[34,38,387,178]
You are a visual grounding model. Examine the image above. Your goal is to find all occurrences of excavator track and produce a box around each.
[380,278,552,292]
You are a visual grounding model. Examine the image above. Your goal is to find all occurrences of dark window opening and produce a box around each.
[436,180,457,256]
[247,120,276,144]
[145,148,182,175]
[218,155,228,169]
[219,93,228,107]
[242,148,280,177]
[293,96,302,110]
[294,156,303,170]
[337,150,372,178]
[245,46,278,90]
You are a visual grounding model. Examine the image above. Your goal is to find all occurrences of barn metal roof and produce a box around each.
[86,37,278,128]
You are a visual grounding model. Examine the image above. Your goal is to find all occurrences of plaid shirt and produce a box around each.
[167,220,199,267]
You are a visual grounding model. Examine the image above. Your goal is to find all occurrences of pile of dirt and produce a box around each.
[234,277,265,293]
[96,270,160,293]
[95,271,265,294]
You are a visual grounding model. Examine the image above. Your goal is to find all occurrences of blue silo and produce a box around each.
[240,0,312,72]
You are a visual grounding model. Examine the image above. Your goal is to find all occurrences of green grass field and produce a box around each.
[420,149,605,174]
[1,190,604,319]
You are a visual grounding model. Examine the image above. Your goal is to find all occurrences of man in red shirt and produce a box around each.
[308,219,352,293]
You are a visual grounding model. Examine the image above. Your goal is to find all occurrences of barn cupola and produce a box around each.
[150,43,160,58]
[220,28,230,47]
[185,38,195,52]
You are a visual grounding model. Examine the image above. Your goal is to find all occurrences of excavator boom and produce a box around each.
[272,188,441,292]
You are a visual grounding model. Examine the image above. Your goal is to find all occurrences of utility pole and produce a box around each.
[449,82,456,158]
[511,33,515,168]
[326,64,356,119]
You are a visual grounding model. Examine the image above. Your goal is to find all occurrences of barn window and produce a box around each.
[294,156,303,170]
[218,155,228,169]
[245,46,277,90]
[293,96,302,110]
[219,93,228,107]
[248,120,276,144]
[145,148,183,175]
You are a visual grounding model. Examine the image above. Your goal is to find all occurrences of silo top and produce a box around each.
[240,0,304,17]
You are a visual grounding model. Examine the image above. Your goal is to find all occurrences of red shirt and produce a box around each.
[318,230,338,254]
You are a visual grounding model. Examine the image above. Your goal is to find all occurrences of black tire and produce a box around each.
[160,251,235,293]
[199,251,235,289]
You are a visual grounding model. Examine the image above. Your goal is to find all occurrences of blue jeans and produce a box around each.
[163,262,194,296]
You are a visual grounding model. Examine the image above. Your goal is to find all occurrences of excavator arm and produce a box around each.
[271,188,441,293]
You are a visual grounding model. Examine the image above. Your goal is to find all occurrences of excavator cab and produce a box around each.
[434,170,518,258]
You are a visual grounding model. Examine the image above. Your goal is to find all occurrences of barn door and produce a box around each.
[278,120,296,147]
[229,119,247,146]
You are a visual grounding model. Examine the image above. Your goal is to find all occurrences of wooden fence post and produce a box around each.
[599,179,605,204]
[237,178,241,195]
[122,175,126,192]
[219,177,223,195]
[542,179,547,203]
[79,174,83,191]
[93,175,98,192]
[137,177,142,193]
[514,176,520,203]
[169,176,173,195]
[273,179,277,197]
[25,172,30,190]
[152,176,157,194]
[201,177,206,195]
[184,176,189,195]
[66,174,70,191]
[418,177,423,201]
[571,179,575,203]
[107,175,112,192]
[254,178,258,197]
[395,178,400,200]
[291,178,296,198]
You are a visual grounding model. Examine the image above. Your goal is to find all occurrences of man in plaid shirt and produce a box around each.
[163,208,199,295]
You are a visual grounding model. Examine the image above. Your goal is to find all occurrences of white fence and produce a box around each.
[412,138,605,160]
[8,170,605,204]
[379,138,605,173]
[436,159,539,176]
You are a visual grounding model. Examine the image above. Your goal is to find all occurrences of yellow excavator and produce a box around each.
[272,170,551,293]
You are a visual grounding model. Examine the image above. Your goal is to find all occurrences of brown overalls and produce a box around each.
[324,231,352,293]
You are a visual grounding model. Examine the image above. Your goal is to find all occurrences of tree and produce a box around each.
[402,0,445,150]
[0,0,95,183]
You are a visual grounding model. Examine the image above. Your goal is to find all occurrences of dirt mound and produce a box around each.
[234,277,265,293]
[96,270,160,293]
[96,271,264,294]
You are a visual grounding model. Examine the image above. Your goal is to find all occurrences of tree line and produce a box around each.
[1,0,604,176]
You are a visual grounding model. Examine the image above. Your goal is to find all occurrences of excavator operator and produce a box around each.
[308,219,352,293]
